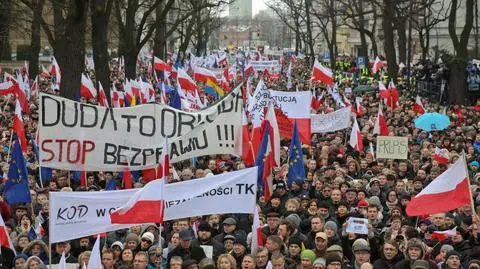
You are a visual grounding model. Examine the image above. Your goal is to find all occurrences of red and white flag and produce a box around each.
[413,95,425,114]
[433,147,450,165]
[372,56,384,74]
[265,103,280,166]
[97,82,109,107]
[154,57,171,72]
[373,102,389,136]
[251,206,263,255]
[177,68,198,94]
[13,100,27,153]
[50,56,61,90]
[431,227,457,241]
[311,59,334,85]
[193,66,217,84]
[355,97,365,116]
[349,118,363,151]
[110,140,168,224]
[244,63,254,77]
[0,81,15,95]
[30,76,39,99]
[0,213,15,254]
[80,74,97,100]
[406,157,472,216]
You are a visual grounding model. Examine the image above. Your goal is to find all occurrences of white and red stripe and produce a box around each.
[413,95,426,114]
[80,74,97,100]
[372,56,384,74]
[406,157,471,216]
[0,81,15,95]
[193,66,217,84]
[177,68,198,93]
[154,56,171,72]
[349,117,363,151]
[433,147,450,165]
[373,102,389,136]
[0,211,15,254]
[431,227,457,241]
[13,100,27,153]
[311,59,334,85]
[50,56,61,90]
[97,82,109,107]
[110,139,168,224]
[251,206,263,255]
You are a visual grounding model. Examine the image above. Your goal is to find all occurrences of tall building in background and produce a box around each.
[229,0,252,20]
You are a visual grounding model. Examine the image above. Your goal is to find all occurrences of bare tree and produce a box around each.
[413,0,450,59]
[448,0,474,104]
[90,0,113,100]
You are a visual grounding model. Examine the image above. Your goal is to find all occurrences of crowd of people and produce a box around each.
[1,53,480,269]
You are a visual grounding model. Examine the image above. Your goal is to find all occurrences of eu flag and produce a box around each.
[31,135,53,182]
[169,88,181,110]
[5,137,32,204]
[287,121,305,186]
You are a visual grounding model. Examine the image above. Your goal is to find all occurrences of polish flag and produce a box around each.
[30,76,39,99]
[251,206,263,255]
[311,59,334,85]
[355,97,365,116]
[87,235,102,269]
[111,87,124,108]
[244,63,254,77]
[310,91,324,113]
[177,68,198,93]
[40,65,51,78]
[193,66,217,84]
[50,56,61,90]
[97,82,109,107]
[431,227,457,241]
[406,157,471,216]
[372,56,384,74]
[171,66,178,79]
[265,103,281,166]
[13,100,27,153]
[154,57,171,72]
[80,74,97,100]
[0,213,15,254]
[110,139,168,224]
[373,102,389,136]
[242,109,255,167]
[0,81,15,95]
[413,95,426,114]
[349,118,363,151]
[433,147,450,165]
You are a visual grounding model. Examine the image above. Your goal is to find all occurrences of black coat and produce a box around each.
[0,247,14,269]
[167,245,206,265]
[394,259,437,269]
[373,255,404,269]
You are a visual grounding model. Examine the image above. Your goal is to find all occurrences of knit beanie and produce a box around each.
[324,221,338,233]
[125,233,140,244]
[440,244,454,253]
[301,250,316,263]
[325,253,343,266]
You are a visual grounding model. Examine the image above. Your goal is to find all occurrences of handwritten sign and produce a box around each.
[376,136,408,159]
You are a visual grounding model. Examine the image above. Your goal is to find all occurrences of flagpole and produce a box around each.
[6,130,13,161]
[463,154,477,213]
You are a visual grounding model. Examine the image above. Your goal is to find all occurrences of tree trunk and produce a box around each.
[91,0,112,101]
[153,1,167,59]
[54,0,89,100]
[29,0,44,79]
[124,48,137,79]
[329,0,336,70]
[357,1,368,60]
[305,0,314,63]
[0,0,12,61]
[448,0,474,105]
[396,19,407,64]
[382,0,398,79]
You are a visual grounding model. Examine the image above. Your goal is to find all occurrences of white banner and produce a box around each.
[39,85,242,171]
[311,107,352,133]
[250,60,281,72]
[269,90,312,119]
[49,167,257,243]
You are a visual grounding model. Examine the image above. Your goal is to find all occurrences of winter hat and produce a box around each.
[288,236,302,247]
[324,221,338,233]
[325,253,343,266]
[125,233,140,244]
[412,260,429,269]
[445,250,462,260]
[285,214,301,228]
[313,258,326,268]
[111,241,124,250]
[301,250,316,263]
[357,199,369,208]
[352,238,370,252]
[440,244,454,253]
[13,254,28,263]
[407,238,424,253]
[326,245,343,254]
[141,232,155,244]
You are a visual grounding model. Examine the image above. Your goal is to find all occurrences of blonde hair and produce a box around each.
[217,254,236,269]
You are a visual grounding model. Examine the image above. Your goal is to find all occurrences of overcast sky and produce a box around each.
[252,0,267,17]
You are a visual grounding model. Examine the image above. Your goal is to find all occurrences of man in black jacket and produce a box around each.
[167,229,206,266]
[191,222,223,261]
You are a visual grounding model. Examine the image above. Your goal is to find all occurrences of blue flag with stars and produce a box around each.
[287,121,305,186]
[5,137,32,204]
